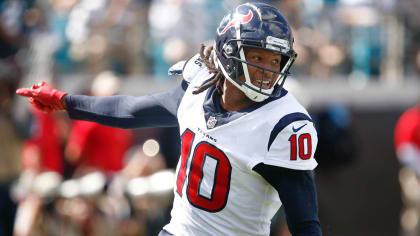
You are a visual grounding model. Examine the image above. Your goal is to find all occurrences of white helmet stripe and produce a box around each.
[281,57,293,74]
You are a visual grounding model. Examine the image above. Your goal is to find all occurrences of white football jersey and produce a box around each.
[163,54,318,236]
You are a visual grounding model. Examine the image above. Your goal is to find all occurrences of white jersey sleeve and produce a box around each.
[263,119,318,170]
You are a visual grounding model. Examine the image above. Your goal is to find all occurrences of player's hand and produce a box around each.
[16,81,67,112]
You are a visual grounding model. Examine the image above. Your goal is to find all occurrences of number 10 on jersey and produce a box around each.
[176,129,232,212]
[288,133,312,160]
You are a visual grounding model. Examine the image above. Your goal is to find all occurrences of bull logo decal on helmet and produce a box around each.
[218,10,253,35]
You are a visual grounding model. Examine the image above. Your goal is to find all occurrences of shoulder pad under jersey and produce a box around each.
[168,54,204,83]
[168,60,186,76]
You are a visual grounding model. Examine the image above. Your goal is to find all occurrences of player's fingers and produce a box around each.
[16,88,37,97]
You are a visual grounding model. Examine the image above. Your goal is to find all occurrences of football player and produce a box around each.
[16,2,322,236]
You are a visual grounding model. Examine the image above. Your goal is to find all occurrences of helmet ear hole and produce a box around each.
[226,59,236,73]
[224,45,234,55]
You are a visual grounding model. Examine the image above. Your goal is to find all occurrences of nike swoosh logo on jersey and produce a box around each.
[292,123,307,132]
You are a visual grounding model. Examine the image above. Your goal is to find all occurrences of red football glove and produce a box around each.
[16,81,67,112]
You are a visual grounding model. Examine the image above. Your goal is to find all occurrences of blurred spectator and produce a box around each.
[66,119,133,175]
[65,71,134,175]
[21,109,68,174]
[395,105,420,175]
[394,104,420,236]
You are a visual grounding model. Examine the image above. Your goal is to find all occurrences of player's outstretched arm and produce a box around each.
[16,81,67,112]
[65,80,187,129]
[17,80,188,129]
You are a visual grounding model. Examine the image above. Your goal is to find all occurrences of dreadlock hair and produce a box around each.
[192,44,224,95]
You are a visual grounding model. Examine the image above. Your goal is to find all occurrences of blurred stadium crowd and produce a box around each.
[0,0,419,235]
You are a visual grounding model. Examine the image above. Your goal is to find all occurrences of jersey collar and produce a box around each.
[202,85,288,129]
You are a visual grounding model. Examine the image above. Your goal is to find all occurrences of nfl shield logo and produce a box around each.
[207,116,217,129]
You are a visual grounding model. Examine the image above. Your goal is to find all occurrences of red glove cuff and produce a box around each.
[50,89,67,110]
[38,84,67,110]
